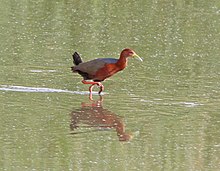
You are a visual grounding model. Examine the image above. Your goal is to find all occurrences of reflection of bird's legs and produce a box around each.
[81,95,103,107]
[82,80,104,95]
[98,94,103,102]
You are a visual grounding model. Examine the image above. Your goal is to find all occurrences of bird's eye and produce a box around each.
[129,52,133,56]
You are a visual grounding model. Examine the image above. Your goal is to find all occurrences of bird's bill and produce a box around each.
[133,53,143,62]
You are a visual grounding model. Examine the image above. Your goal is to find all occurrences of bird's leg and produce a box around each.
[82,80,100,85]
[98,83,104,94]
[89,84,95,93]
[89,84,95,100]
[82,80,104,95]
[89,92,93,101]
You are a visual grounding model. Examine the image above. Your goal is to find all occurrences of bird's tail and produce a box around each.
[72,52,83,65]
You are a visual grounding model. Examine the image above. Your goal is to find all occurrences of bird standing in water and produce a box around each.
[71,48,142,95]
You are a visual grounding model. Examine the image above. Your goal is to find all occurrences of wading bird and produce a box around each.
[71,48,142,95]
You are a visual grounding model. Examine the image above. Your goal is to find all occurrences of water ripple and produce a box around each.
[0,85,95,95]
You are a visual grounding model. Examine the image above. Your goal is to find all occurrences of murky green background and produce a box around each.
[0,0,220,170]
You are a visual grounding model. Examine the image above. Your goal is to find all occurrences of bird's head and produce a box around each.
[121,48,143,61]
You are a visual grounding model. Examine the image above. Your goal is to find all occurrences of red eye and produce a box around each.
[129,52,133,56]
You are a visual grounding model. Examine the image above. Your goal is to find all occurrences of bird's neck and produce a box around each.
[116,56,128,70]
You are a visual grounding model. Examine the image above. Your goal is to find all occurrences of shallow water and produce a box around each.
[0,0,220,170]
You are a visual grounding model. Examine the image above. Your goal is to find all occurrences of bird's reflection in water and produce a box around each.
[70,96,132,141]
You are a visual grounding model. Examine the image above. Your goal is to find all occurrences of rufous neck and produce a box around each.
[116,55,128,69]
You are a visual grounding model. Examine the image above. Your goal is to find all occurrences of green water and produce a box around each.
[0,0,220,170]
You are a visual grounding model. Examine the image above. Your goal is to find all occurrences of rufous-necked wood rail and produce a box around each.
[71,48,142,95]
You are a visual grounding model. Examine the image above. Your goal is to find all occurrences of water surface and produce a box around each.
[0,0,220,170]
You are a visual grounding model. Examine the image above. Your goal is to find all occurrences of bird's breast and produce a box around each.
[94,63,124,81]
